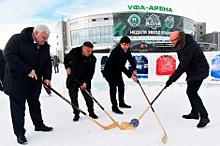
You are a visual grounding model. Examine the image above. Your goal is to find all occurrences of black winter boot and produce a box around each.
[197,117,210,128]
[119,103,131,108]
[35,125,53,131]
[89,112,98,119]
[182,113,199,120]
[73,115,80,122]
[112,106,123,114]
[17,135,27,145]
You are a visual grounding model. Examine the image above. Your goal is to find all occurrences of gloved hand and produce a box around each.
[165,79,172,88]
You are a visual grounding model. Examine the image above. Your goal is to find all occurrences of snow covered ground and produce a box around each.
[0,61,220,146]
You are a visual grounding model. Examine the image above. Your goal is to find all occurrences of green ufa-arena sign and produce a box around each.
[128,5,173,13]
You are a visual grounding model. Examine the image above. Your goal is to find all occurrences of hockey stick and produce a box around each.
[42,82,117,130]
[84,89,124,130]
[72,76,123,130]
[138,82,167,144]
[121,86,166,137]
[43,84,52,96]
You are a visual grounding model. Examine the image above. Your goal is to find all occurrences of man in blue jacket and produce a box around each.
[165,31,210,128]
[4,24,53,144]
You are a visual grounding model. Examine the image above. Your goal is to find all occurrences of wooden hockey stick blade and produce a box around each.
[162,134,168,144]
[154,112,168,144]
[103,122,118,130]
[119,106,151,130]
[82,88,121,130]
[120,122,135,130]
[103,110,126,130]
[86,115,118,130]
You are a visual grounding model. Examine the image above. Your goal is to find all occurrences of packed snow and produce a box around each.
[0,53,220,146]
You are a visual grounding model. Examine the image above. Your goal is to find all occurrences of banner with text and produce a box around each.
[113,12,183,43]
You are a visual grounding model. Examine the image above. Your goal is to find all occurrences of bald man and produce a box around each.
[165,31,210,128]
[170,31,180,44]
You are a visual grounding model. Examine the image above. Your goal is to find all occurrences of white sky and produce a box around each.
[0,0,219,54]
[0,53,220,146]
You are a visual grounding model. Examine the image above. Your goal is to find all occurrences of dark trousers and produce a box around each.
[68,87,94,116]
[54,65,59,73]
[9,89,44,137]
[106,76,125,109]
[186,80,208,118]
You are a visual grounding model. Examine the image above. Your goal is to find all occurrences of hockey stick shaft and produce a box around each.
[72,76,122,129]
[138,82,167,144]
[138,86,165,120]
[84,90,122,128]
[120,85,165,131]
[42,82,116,130]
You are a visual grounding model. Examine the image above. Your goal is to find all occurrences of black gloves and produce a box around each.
[165,79,173,88]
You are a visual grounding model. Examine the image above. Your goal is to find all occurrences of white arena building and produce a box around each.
[55,11,218,61]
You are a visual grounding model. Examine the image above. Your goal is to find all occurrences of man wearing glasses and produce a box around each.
[165,31,210,128]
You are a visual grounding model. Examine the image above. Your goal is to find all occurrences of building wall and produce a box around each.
[182,17,196,35]
[56,11,197,59]
[55,21,66,61]
[65,13,113,53]
[196,22,206,42]
[205,32,220,51]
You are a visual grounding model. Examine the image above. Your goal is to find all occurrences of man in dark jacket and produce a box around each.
[103,36,138,114]
[165,31,210,128]
[53,55,60,73]
[4,24,53,144]
[64,41,98,122]
[0,49,5,91]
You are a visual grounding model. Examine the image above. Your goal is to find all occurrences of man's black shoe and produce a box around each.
[17,135,27,145]
[197,117,210,128]
[73,115,80,122]
[119,103,131,108]
[182,113,199,120]
[112,107,123,114]
[89,112,98,119]
[35,125,53,132]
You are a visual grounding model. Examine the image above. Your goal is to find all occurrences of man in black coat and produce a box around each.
[4,24,53,144]
[165,31,210,128]
[64,41,98,122]
[53,55,60,73]
[103,36,138,114]
[0,49,5,91]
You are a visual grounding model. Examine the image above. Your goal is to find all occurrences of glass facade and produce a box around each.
[183,18,196,35]
[69,14,114,47]
[70,26,113,46]
[65,12,196,50]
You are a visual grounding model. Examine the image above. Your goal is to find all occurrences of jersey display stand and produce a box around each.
[129,55,148,78]
[211,54,220,80]
[156,55,176,76]
[100,56,108,77]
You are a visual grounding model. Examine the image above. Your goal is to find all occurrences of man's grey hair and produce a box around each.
[33,24,50,35]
